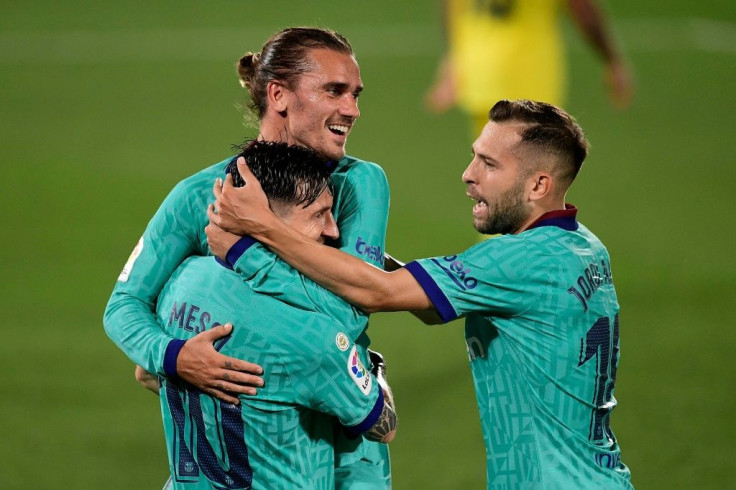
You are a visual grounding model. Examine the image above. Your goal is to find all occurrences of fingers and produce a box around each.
[213,177,223,199]
[206,388,241,406]
[236,157,258,187]
[199,322,232,341]
[223,172,235,189]
[206,204,218,226]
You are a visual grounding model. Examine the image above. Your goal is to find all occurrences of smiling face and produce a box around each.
[281,48,362,161]
[276,188,339,244]
[462,121,533,235]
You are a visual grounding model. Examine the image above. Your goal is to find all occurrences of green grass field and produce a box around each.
[1,0,734,487]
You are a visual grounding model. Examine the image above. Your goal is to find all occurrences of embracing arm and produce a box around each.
[364,350,397,443]
[103,170,263,404]
[208,168,431,314]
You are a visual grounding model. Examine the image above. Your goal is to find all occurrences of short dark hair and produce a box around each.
[227,140,336,210]
[236,27,354,118]
[490,99,589,186]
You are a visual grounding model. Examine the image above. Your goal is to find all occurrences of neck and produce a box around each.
[514,199,566,234]
[258,113,292,144]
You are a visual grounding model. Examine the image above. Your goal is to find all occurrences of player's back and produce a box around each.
[465,223,631,488]
[155,256,370,489]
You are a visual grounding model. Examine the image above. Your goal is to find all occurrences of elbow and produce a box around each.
[356,289,395,314]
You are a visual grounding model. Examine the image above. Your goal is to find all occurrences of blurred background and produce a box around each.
[1,0,734,487]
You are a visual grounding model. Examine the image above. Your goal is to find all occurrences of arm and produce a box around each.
[424,0,456,113]
[208,157,393,311]
[208,173,432,314]
[364,350,397,443]
[103,166,263,404]
[135,365,160,395]
[567,0,635,109]
[385,253,443,325]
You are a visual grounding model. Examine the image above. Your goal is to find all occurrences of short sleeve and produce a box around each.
[293,333,383,433]
[404,236,539,322]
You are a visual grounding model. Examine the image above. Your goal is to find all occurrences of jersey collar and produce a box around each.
[525,204,579,232]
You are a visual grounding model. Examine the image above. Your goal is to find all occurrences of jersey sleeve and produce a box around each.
[293,333,384,435]
[219,244,369,342]
[330,160,390,268]
[103,165,219,377]
[228,159,390,303]
[404,237,538,323]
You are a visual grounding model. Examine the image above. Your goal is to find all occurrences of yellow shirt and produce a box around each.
[449,0,566,114]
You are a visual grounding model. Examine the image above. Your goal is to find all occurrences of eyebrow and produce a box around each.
[472,146,501,167]
[324,81,363,94]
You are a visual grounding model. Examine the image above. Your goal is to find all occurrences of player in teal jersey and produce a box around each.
[103,28,392,487]
[138,141,396,489]
[207,100,633,489]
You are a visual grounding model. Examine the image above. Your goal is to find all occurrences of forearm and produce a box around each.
[364,352,397,443]
[569,0,620,63]
[104,290,178,376]
[253,216,402,313]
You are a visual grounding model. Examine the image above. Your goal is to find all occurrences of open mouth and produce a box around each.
[468,193,488,215]
[328,124,349,136]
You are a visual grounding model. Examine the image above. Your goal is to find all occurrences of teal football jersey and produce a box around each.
[104,154,390,377]
[405,207,632,489]
[155,256,384,490]
[103,153,392,487]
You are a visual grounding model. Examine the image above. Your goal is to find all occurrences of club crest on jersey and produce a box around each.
[347,346,372,395]
[118,237,144,282]
[335,332,350,351]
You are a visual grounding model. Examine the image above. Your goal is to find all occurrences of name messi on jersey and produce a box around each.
[567,259,613,312]
[168,301,221,334]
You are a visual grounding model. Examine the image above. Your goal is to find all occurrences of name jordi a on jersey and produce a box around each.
[568,259,613,312]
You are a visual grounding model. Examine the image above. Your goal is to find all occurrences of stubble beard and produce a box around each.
[474,180,531,235]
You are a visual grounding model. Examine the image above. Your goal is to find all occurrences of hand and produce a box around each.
[424,55,456,114]
[205,218,240,261]
[605,59,635,110]
[134,365,160,395]
[208,158,274,236]
[176,323,264,405]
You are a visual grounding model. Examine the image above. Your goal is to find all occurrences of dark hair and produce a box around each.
[237,27,354,118]
[227,140,335,209]
[489,99,589,185]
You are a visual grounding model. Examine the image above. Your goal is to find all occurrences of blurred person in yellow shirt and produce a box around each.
[426,0,634,137]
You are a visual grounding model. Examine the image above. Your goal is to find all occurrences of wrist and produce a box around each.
[163,339,186,378]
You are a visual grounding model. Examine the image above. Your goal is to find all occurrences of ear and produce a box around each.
[266,80,290,114]
[528,171,553,202]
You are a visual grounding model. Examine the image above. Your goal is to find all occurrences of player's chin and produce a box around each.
[325,145,346,161]
[472,218,491,235]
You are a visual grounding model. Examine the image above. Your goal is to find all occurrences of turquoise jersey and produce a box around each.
[156,256,384,489]
[405,207,632,489]
[103,154,391,487]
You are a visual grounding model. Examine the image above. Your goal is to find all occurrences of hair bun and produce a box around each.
[237,52,259,87]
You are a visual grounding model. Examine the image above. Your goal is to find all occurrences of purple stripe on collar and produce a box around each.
[526,204,579,231]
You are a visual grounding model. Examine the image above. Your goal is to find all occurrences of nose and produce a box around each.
[322,212,340,241]
[340,94,360,120]
[462,158,478,184]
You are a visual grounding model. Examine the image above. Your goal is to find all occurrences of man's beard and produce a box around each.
[475,180,531,235]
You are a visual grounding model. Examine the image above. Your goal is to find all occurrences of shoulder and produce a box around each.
[172,157,233,193]
[334,155,388,183]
